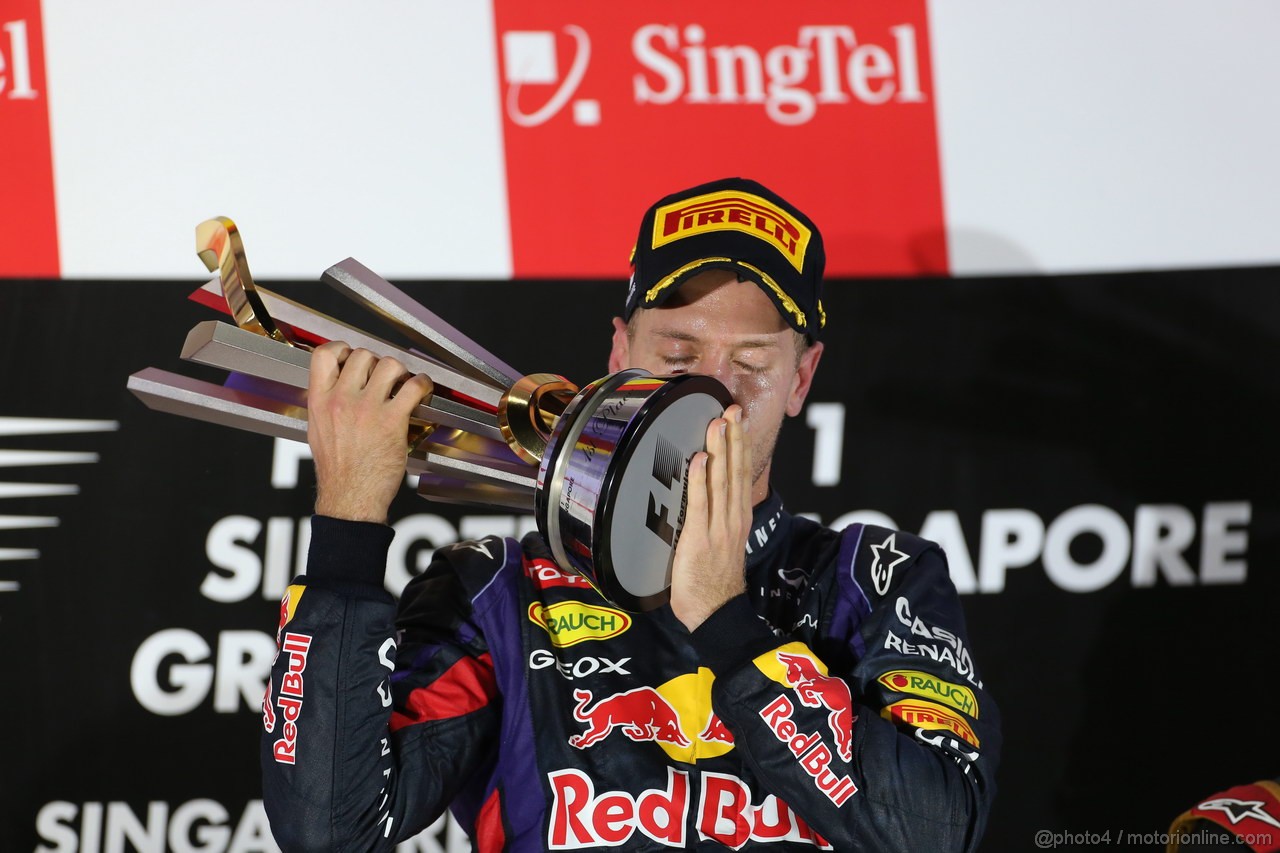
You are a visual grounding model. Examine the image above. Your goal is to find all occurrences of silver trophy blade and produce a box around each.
[322,258,521,390]
[127,367,308,443]
[414,474,534,512]
[181,320,506,442]
[195,277,506,408]
[403,443,536,509]
[412,443,537,494]
[421,427,525,466]
[181,320,310,387]
[128,368,504,459]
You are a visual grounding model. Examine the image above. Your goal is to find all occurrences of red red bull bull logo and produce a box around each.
[758,695,858,808]
[749,644,858,808]
[568,687,690,749]
[547,768,832,849]
[548,767,689,847]
[273,584,305,644]
[566,668,735,763]
[776,650,855,763]
[699,711,735,745]
[269,631,311,765]
[698,772,832,849]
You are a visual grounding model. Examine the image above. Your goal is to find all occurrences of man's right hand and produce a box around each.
[307,341,433,525]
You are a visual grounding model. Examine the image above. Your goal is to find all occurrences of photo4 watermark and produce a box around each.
[1035,828,1276,848]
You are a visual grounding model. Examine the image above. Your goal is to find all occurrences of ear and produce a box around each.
[785,341,824,418]
[608,317,630,373]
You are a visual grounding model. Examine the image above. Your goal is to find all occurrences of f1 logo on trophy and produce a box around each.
[127,217,730,611]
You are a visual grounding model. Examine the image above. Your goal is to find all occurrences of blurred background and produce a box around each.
[2,2,1278,850]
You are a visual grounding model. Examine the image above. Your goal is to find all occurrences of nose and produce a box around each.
[697,352,744,407]
[695,351,734,390]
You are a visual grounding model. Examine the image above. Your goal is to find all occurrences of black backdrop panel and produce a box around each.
[1,268,1276,851]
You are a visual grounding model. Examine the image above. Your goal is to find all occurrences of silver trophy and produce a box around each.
[128,218,730,611]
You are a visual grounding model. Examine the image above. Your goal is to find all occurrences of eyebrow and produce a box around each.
[650,329,781,349]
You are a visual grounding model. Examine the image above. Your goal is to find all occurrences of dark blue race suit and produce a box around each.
[260,491,1000,851]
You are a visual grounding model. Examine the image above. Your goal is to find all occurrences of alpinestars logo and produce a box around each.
[1198,798,1280,830]
[0,416,117,590]
[869,533,909,596]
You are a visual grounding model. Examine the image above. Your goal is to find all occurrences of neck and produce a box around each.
[751,460,771,505]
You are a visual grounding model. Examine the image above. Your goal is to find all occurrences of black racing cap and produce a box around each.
[624,177,826,340]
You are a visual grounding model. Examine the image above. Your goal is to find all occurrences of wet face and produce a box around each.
[609,269,823,503]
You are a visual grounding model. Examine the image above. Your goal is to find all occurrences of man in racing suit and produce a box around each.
[261,178,1001,851]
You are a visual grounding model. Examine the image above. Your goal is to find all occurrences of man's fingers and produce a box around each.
[684,451,709,529]
[705,415,728,519]
[391,374,434,416]
[725,405,748,517]
[333,348,378,392]
[308,341,352,396]
[367,355,410,401]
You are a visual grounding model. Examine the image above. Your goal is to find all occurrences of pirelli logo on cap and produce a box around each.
[652,190,812,272]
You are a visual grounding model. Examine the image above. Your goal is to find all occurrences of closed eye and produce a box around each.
[662,357,694,373]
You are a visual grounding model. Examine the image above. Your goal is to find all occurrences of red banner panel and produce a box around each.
[0,0,57,277]
[493,1,946,279]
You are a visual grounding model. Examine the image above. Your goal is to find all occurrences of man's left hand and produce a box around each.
[669,404,752,631]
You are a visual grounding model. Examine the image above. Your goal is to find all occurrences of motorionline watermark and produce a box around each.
[1035,828,1275,848]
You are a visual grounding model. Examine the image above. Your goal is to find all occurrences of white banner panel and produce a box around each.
[25,1,1280,278]
[42,1,512,279]
[929,0,1280,275]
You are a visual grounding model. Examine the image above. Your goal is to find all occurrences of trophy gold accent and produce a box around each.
[128,218,731,611]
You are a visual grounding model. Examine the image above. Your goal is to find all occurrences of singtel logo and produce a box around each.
[502,22,926,127]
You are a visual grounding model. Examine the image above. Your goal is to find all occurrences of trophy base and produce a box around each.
[536,369,733,612]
